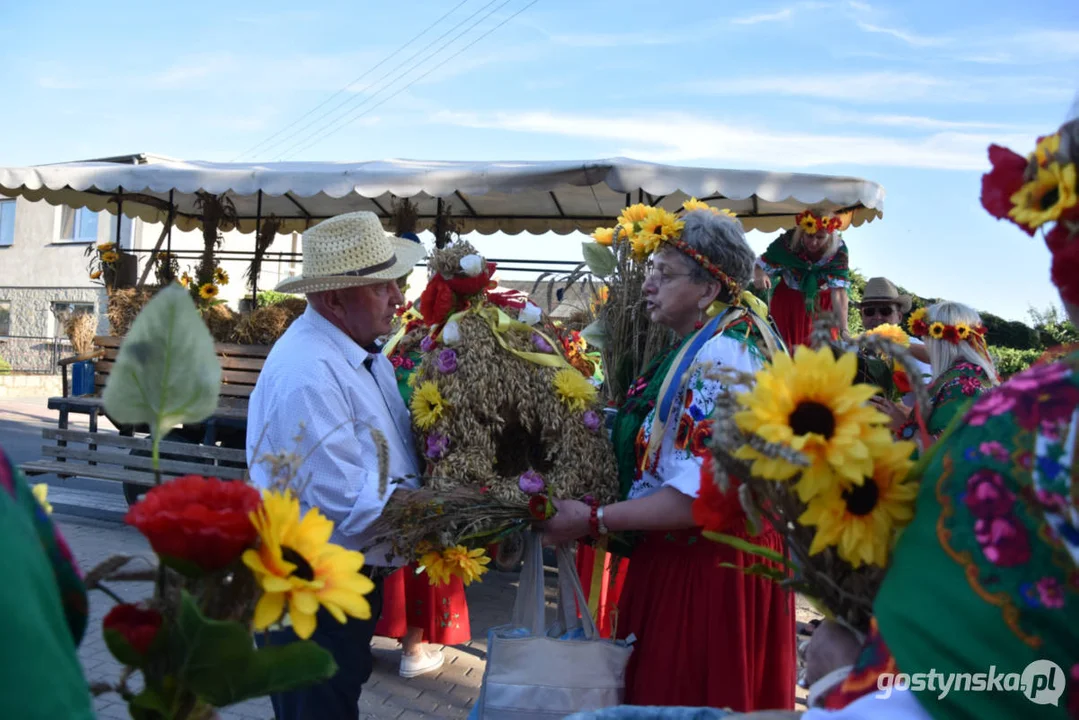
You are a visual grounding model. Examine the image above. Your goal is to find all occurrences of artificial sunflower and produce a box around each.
[733,346,894,502]
[906,307,928,336]
[955,322,971,340]
[411,381,447,430]
[198,283,219,300]
[90,269,102,280]
[1032,133,1061,166]
[101,251,120,264]
[553,367,597,411]
[590,285,609,314]
[617,203,651,231]
[591,227,616,246]
[179,273,192,288]
[798,440,918,568]
[214,267,230,285]
[97,242,115,252]
[630,230,663,259]
[434,545,491,586]
[865,323,910,347]
[639,207,684,242]
[243,491,374,639]
[1008,162,1078,231]
[798,214,822,235]
[928,322,946,340]
[682,198,713,213]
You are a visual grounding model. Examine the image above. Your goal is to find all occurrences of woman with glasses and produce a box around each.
[753,210,852,348]
[542,210,794,711]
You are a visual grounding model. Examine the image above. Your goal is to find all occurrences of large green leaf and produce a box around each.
[173,592,337,707]
[102,285,221,437]
[581,241,617,278]
[580,318,608,351]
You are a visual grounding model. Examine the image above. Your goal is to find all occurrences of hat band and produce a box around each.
[331,254,399,278]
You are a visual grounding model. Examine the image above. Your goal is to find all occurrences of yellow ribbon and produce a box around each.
[441,304,573,370]
[382,307,424,357]
[587,536,608,624]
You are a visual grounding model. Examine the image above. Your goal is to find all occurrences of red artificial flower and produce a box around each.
[125,475,261,574]
[103,604,163,665]
[893,369,911,394]
[419,275,457,328]
[692,455,744,533]
[942,325,961,344]
[981,144,1034,235]
[528,495,552,520]
[910,319,929,337]
[446,262,498,297]
[1050,231,1079,307]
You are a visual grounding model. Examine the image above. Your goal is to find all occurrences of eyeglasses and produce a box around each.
[647,269,694,285]
[861,306,897,318]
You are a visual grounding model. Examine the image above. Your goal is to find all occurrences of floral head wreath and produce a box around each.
[906,307,988,345]
[981,118,1079,307]
[795,209,843,236]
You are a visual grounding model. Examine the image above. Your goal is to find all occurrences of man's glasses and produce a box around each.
[861,306,897,318]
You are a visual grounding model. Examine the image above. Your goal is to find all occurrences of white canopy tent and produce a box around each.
[0,156,885,236]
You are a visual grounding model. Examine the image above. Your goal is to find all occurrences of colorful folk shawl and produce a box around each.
[760,234,850,314]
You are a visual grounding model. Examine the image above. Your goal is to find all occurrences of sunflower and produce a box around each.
[101,251,120,264]
[798,440,918,568]
[955,322,971,340]
[97,242,116,252]
[1032,133,1061,166]
[1008,162,1078,231]
[617,203,651,230]
[906,307,928,336]
[682,198,713,213]
[553,368,597,411]
[90,269,102,280]
[214,267,230,285]
[433,545,491,586]
[640,207,684,241]
[928,322,946,340]
[797,212,822,235]
[411,381,447,430]
[198,283,219,300]
[733,346,894,502]
[630,231,663,259]
[590,285,609,314]
[591,227,616,246]
[865,323,910,347]
[179,273,192,288]
[243,491,374,639]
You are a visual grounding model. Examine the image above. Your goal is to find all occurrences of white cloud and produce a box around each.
[432,109,1036,172]
[854,20,950,47]
[546,30,683,47]
[731,9,793,25]
[811,109,1039,132]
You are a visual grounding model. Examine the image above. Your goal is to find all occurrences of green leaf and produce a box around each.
[102,285,222,437]
[581,241,617,278]
[715,561,789,583]
[702,531,793,568]
[580,318,608,351]
[173,591,337,706]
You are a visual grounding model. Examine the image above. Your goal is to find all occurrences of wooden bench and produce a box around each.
[22,335,270,497]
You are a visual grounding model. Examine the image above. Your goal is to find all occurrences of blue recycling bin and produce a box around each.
[71,359,96,396]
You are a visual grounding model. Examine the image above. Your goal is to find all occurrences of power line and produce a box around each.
[279,0,540,160]
[253,0,505,161]
[230,0,471,162]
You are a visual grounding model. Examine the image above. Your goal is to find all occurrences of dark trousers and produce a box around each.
[256,576,384,720]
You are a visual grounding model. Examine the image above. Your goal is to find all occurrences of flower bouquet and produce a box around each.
[696,317,931,635]
[371,240,616,582]
[83,285,376,719]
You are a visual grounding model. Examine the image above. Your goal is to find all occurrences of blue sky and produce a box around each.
[2,0,1078,321]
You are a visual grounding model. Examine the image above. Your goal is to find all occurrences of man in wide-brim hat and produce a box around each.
[246,211,427,720]
[856,277,912,331]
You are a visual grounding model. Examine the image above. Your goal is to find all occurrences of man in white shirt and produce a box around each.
[246,211,426,720]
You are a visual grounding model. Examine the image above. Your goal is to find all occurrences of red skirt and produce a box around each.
[770,279,834,349]
[575,543,630,639]
[615,528,796,710]
[375,564,471,646]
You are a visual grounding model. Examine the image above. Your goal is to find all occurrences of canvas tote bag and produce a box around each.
[474,532,634,719]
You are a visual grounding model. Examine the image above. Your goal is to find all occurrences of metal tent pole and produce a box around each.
[253,189,263,307]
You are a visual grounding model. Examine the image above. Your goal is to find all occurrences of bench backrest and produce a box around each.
[92,336,271,412]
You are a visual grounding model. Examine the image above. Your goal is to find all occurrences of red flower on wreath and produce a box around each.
[941,324,961,344]
[1047,223,1079,307]
[125,475,262,574]
[981,144,1033,235]
[103,604,163,664]
[692,455,744,533]
[893,369,911,394]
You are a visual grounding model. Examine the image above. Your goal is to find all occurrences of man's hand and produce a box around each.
[869,395,911,432]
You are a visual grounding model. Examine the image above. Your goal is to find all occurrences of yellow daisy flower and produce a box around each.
[1008,162,1078,231]
[1032,133,1060,166]
[733,346,894,502]
[101,251,120,264]
[928,322,946,340]
[553,368,597,411]
[214,267,230,285]
[411,381,447,430]
[617,203,651,230]
[32,484,53,514]
[906,307,927,335]
[865,323,910,347]
[798,440,918,568]
[243,491,375,639]
[90,270,102,280]
[591,227,616,246]
[199,283,219,300]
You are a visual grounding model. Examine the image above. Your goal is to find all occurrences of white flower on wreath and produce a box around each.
[459,254,484,277]
[442,320,462,345]
[518,302,542,326]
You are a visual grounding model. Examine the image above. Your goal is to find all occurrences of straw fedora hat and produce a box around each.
[275,211,426,294]
[859,276,912,314]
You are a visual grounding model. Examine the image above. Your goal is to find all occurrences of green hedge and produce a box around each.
[256,290,301,306]
[988,346,1042,378]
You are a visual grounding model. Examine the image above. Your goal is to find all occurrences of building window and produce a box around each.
[0,200,14,247]
[51,302,95,337]
[59,207,100,243]
[0,301,10,336]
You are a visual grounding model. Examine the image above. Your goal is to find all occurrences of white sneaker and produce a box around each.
[399,648,445,678]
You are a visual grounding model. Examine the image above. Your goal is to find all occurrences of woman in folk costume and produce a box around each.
[754,210,851,348]
[877,302,999,447]
[543,210,796,711]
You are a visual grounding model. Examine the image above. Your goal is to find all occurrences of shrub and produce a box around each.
[257,290,301,307]
[988,346,1042,378]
